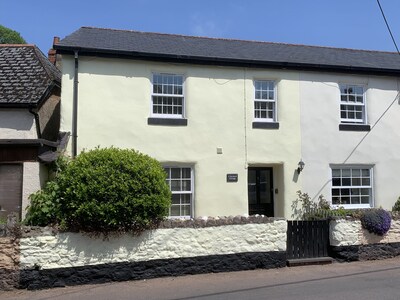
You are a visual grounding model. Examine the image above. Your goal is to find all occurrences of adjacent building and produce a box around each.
[0,45,65,219]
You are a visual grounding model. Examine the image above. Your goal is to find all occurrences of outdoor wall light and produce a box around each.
[297,160,305,174]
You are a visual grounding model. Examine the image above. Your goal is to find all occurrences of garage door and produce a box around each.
[0,164,23,221]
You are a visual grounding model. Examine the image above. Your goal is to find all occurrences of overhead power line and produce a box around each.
[377,0,400,54]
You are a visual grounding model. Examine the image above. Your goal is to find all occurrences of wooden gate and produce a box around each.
[286,220,330,260]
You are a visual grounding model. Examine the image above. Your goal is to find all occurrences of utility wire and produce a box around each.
[341,91,400,164]
[377,0,400,54]
[340,0,400,164]
[310,1,400,201]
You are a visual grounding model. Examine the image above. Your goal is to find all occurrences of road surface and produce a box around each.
[2,257,400,300]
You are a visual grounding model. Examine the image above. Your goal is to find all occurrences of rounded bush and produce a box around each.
[360,209,391,236]
[26,148,171,233]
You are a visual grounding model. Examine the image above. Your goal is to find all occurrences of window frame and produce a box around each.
[253,79,278,123]
[330,165,374,209]
[164,166,194,219]
[151,73,185,119]
[339,84,367,125]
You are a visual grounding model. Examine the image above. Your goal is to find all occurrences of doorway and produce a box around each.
[0,164,23,220]
[248,167,274,217]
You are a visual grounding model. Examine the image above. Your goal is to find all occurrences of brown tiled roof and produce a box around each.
[0,45,61,107]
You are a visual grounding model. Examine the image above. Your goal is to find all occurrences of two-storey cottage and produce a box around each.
[54,27,400,218]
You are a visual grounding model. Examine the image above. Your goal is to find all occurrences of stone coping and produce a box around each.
[16,216,285,238]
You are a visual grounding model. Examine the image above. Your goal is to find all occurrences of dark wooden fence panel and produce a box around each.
[287,220,330,259]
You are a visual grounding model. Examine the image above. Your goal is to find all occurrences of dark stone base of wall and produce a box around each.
[0,269,19,290]
[330,242,400,262]
[20,251,286,290]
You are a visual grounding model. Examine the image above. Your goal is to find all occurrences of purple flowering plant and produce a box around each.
[360,208,391,236]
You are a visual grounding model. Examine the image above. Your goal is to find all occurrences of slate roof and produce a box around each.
[0,45,61,107]
[54,27,400,75]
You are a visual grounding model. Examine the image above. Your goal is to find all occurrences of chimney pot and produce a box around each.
[53,36,60,45]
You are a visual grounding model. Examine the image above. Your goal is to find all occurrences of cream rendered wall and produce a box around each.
[60,56,302,218]
[299,73,400,209]
[0,110,37,139]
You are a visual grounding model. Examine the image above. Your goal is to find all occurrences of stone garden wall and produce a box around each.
[17,216,287,289]
[330,218,400,261]
[3,216,400,290]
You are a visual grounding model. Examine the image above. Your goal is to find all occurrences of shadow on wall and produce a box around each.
[0,110,34,131]
[56,230,156,263]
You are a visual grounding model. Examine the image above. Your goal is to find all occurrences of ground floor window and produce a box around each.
[164,167,193,218]
[331,166,373,208]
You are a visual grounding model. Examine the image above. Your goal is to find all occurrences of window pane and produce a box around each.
[342,178,351,186]
[182,168,191,178]
[341,188,350,196]
[171,194,180,205]
[182,194,191,204]
[362,169,370,176]
[362,178,370,185]
[361,196,370,204]
[182,180,191,191]
[171,168,180,179]
[170,205,180,216]
[170,180,181,191]
[182,205,191,216]
[355,86,363,94]
[332,178,341,186]
[341,197,350,204]
[342,169,350,177]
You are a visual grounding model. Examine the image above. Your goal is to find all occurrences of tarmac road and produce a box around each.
[2,257,400,300]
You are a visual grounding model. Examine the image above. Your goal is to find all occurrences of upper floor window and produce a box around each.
[254,80,276,122]
[152,73,184,118]
[339,84,366,124]
[331,166,373,208]
[164,167,193,218]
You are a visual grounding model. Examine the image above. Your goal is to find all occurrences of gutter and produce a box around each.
[72,50,79,158]
[28,81,60,139]
[28,107,42,139]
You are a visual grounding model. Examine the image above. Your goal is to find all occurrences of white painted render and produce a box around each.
[299,73,400,210]
[21,162,48,219]
[60,56,303,218]
[0,110,37,139]
[19,221,287,269]
[330,219,400,246]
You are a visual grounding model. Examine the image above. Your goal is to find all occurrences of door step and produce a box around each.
[287,257,333,267]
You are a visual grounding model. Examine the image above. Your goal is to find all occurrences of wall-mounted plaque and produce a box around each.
[226,173,238,182]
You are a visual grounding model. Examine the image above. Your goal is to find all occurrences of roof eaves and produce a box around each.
[54,45,400,77]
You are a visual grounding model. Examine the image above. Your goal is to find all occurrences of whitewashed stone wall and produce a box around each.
[330,219,400,246]
[19,220,287,270]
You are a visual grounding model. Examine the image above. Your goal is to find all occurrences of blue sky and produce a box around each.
[1,0,399,54]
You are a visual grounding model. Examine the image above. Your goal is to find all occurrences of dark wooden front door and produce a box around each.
[248,167,274,217]
[0,164,23,220]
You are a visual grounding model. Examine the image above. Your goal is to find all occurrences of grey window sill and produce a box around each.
[252,122,280,129]
[339,124,370,131]
[148,118,188,126]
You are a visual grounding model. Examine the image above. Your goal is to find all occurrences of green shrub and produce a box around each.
[25,148,171,233]
[360,208,391,236]
[392,197,400,212]
[292,190,352,220]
